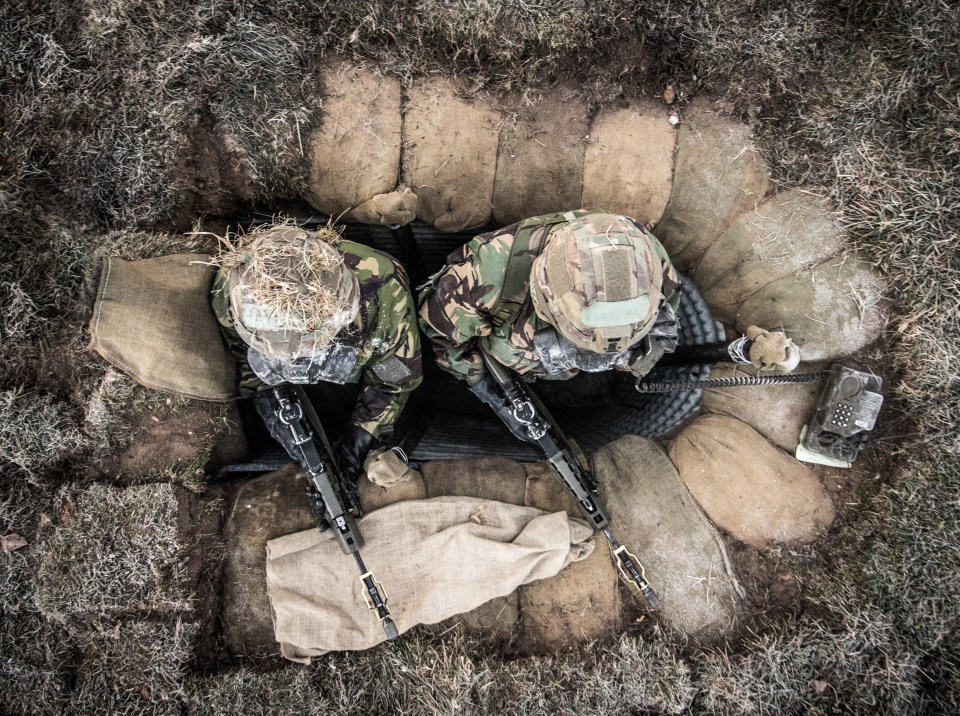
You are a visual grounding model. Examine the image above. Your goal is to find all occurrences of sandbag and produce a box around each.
[519,462,620,654]
[693,190,846,323]
[221,465,315,658]
[305,63,402,217]
[403,78,500,232]
[735,256,887,361]
[405,455,528,640]
[581,101,676,228]
[655,100,770,273]
[668,414,836,547]
[701,362,824,452]
[266,496,595,661]
[88,254,237,401]
[422,456,527,506]
[492,87,589,226]
[595,435,742,637]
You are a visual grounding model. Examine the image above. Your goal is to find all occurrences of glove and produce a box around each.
[337,424,377,514]
[304,483,330,532]
[253,389,332,531]
[337,424,376,479]
[745,326,801,373]
[626,337,666,379]
[467,372,534,443]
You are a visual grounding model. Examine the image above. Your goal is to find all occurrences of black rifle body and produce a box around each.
[480,355,660,608]
[272,386,399,640]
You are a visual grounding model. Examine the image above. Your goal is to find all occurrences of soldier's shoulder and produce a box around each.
[210,268,232,324]
[468,226,517,282]
[340,241,406,286]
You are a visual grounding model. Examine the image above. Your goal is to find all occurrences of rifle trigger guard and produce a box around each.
[277,399,303,426]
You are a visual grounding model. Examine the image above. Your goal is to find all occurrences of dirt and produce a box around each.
[178,483,230,669]
[176,111,257,228]
[94,403,247,482]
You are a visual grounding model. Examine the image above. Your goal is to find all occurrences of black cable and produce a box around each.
[634,370,828,393]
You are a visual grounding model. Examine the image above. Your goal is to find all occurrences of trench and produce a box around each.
[216,209,723,473]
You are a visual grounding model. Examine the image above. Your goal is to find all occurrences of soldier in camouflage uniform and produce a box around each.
[212,223,422,484]
[419,209,797,440]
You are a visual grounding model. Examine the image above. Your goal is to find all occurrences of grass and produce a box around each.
[0,388,85,480]
[34,483,190,621]
[187,630,695,716]
[210,219,350,341]
[0,0,958,713]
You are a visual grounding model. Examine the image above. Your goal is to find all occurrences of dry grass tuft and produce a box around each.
[0,389,85,480]
[0,611,70,716]
[67,618,197,716]
[209,219,349,339]
[0,472,51,613]
[35,483,190,621]
[188,629,695,715]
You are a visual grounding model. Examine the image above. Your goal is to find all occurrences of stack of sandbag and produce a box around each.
[402,78,500,232]
[304,62,415,226]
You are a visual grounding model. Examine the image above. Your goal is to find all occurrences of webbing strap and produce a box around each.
[491,210,582,328]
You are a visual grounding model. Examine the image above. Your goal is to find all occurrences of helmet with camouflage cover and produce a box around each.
[529,212,671,354]
[219,222,360,361]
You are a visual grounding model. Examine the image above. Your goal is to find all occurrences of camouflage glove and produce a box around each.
[744,326,800,373]
[468,373,535,443]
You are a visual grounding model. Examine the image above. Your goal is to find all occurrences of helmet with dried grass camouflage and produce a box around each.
[529,213,665,354]
[219,223,360,361]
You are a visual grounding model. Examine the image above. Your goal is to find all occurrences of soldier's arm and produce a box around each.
[352,278,424,440]
[417,238,504,384]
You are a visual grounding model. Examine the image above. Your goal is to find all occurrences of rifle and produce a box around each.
[480,353,660,609]
[271,385,399,640]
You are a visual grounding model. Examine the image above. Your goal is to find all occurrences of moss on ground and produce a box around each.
[0,0,958,713]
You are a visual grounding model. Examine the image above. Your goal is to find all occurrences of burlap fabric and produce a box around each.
[655,100,770,273]
[491,87,588,226]
[402,78,499,232]
[669,414,836,546]
[305,63,402,218]
[581,102,676,228]
[88,254,237,401]
[693,190,845,323]
[266,496,595,661]
[735,255,887,361]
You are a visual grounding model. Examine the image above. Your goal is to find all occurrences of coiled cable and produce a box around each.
[635,370,827,393]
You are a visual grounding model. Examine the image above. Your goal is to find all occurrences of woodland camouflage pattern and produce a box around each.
[418,213,680,384]
[213,240,422,439]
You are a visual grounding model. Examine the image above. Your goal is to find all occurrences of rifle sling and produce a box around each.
[292,385,342,481]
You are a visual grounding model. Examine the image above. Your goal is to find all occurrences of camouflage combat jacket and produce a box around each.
[418,214,679,384]
[212,240,423,440]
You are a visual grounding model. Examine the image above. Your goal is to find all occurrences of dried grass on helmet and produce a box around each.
[210,219,348,340]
